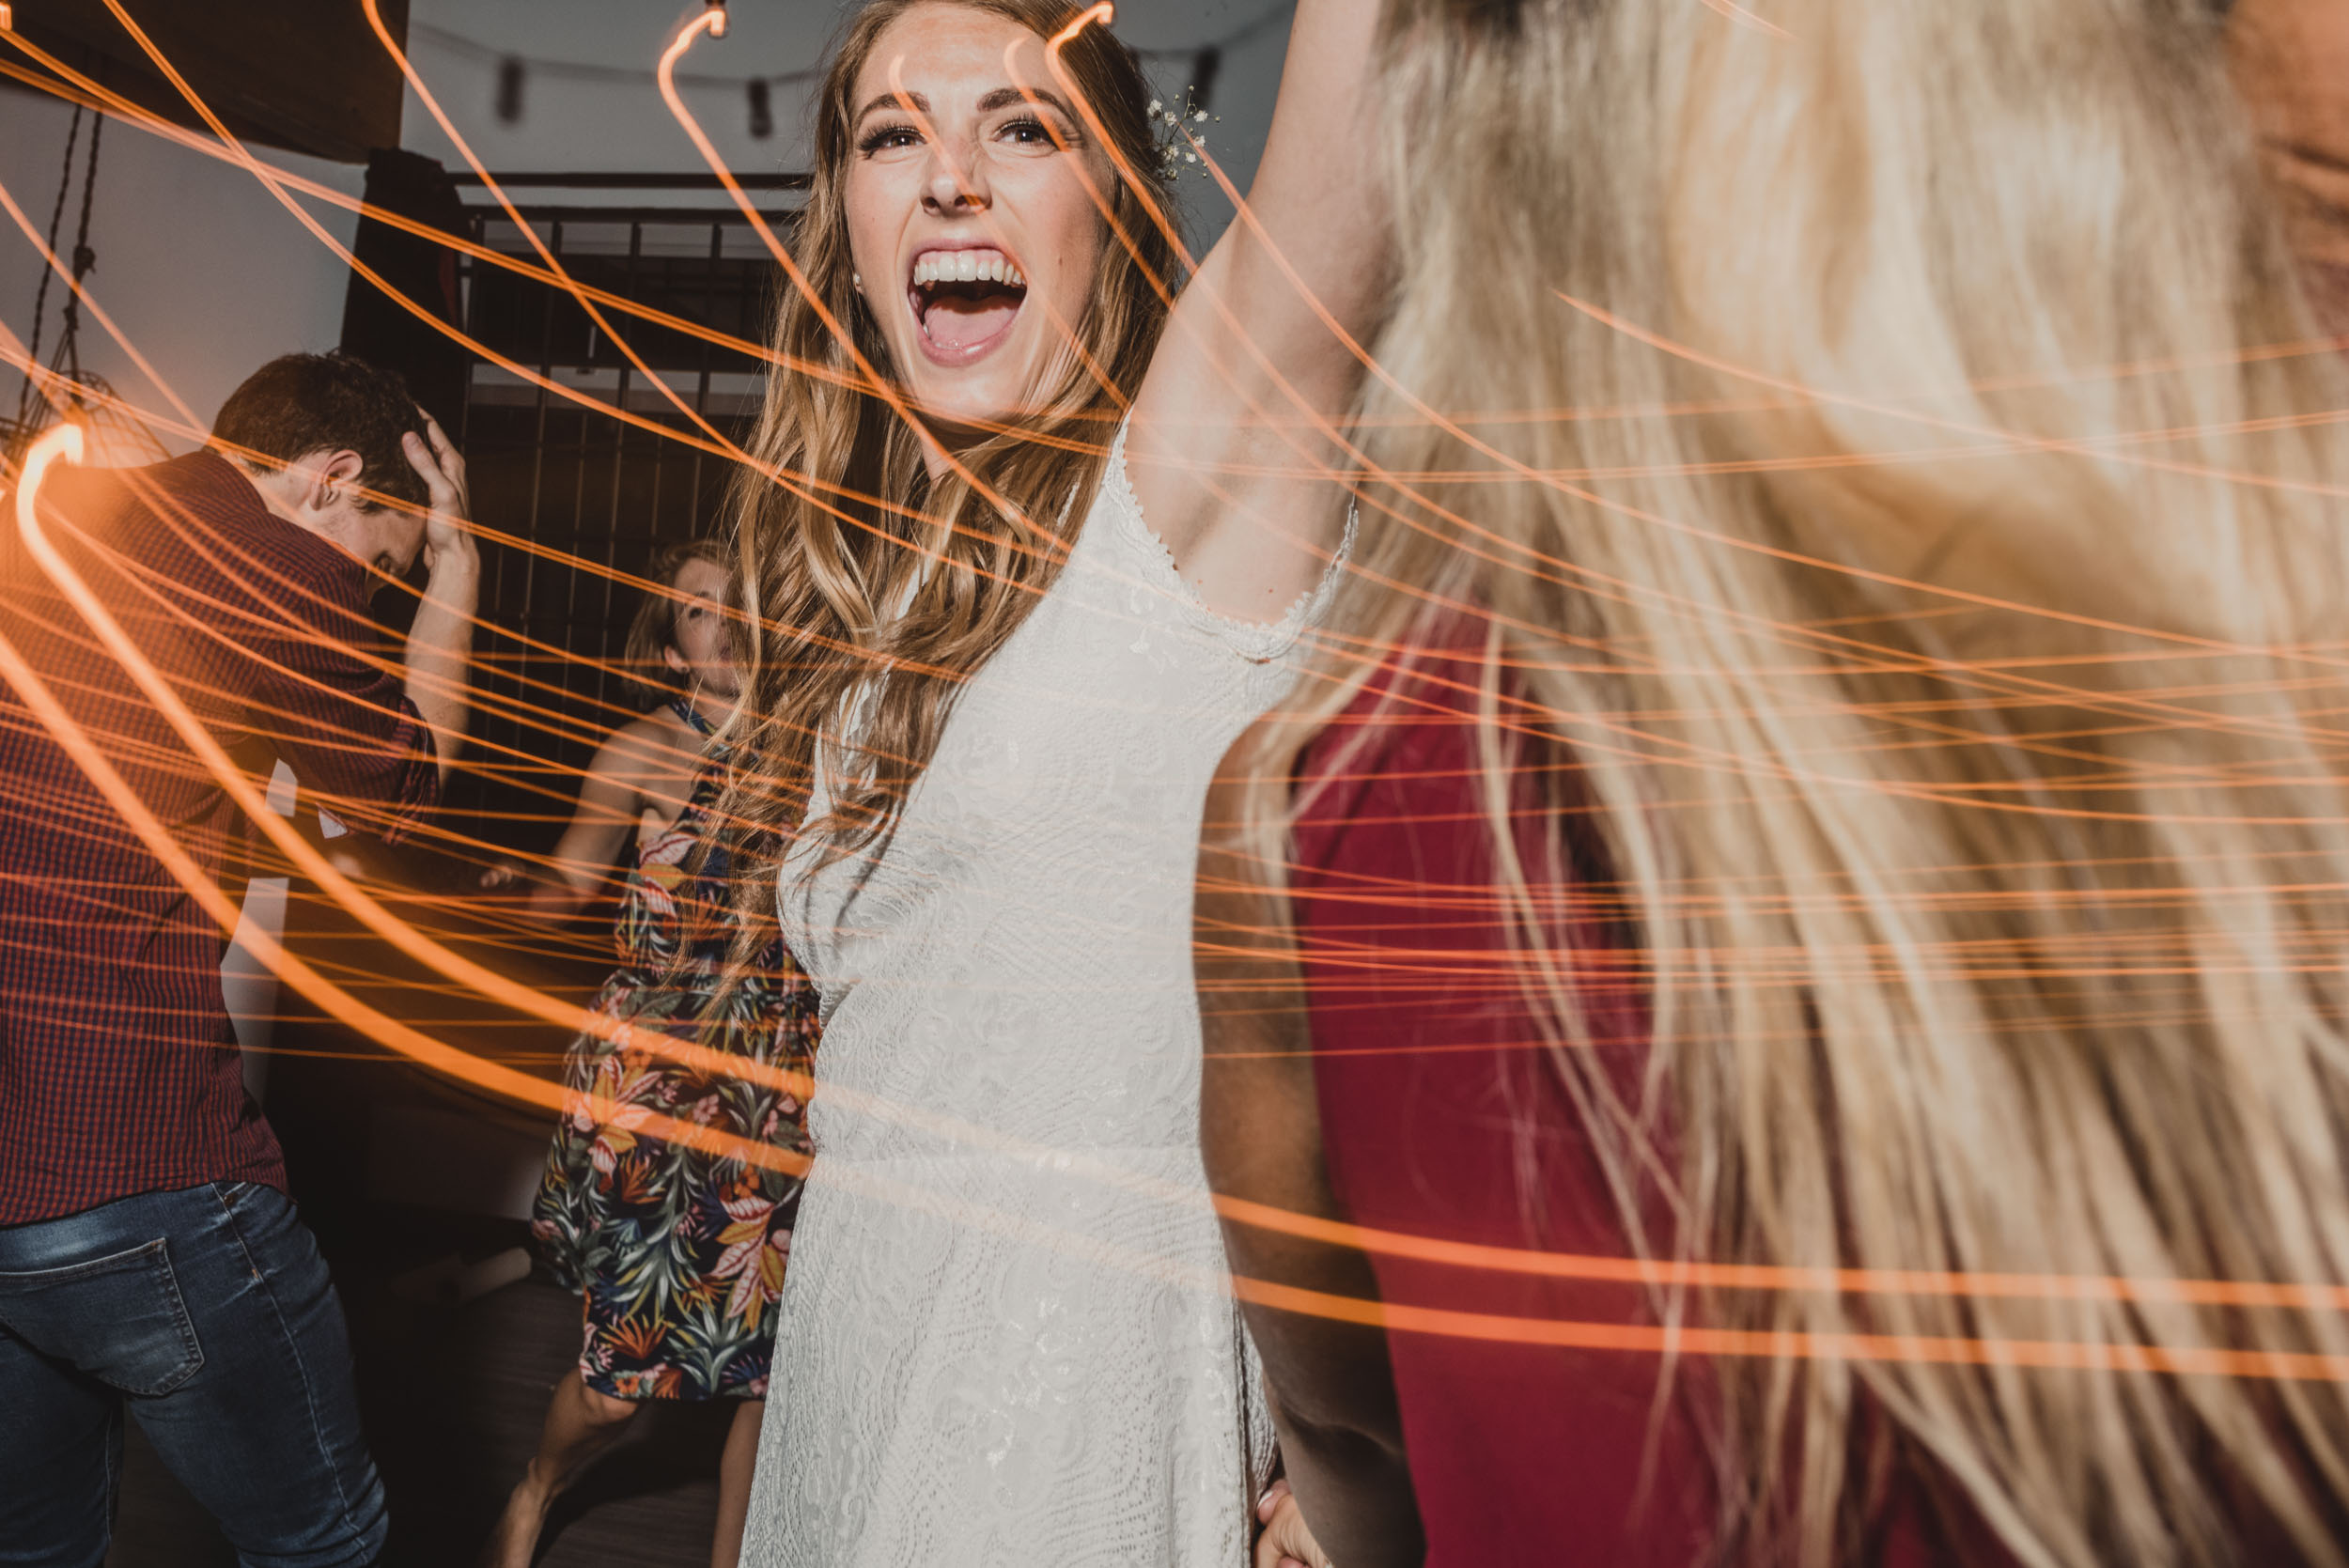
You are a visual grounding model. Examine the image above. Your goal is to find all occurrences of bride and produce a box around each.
[717,1,1384,1561]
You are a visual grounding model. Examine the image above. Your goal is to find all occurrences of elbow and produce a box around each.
[1263,1357,1409,1470]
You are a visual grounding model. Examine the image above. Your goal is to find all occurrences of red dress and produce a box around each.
[1287,651,1956,1566]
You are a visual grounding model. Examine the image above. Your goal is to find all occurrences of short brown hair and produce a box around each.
[623,536,734,697]
[210,351,428,512]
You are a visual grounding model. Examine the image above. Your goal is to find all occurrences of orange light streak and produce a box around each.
[28,35,2341,457]
[1554,285,2349,613]
[0,315,51,420]
[19,3,2333,796]
[79,0,743,458]
[10,430,1307,1262]
[1233,1278,2349,1383]
[14,436,2349,1349]
[1264,629,2349,831]
[1045,5,1193,284]
[0,43,904,407]
[22,35,2349,441]
[0,427,619,845]
[8,6,1064,734]
[358,0,743,466]
[67,0,977,592]
[1,427,805,1177]
[1036,6,1396,553]
[1696,0,1793,42]
[877,43,1129,406]
[8,12,2341,1371]
[653,8,1056,558]
[12,304,2292,795]
[1143,71,2349,752]
[0,170,203,435]
[1042,19,2349,813]
[11,425,820,1124]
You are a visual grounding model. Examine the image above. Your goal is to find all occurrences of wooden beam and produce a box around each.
[4,0,410,164]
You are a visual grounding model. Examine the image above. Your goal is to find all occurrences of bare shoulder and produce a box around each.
[587,709,698,791]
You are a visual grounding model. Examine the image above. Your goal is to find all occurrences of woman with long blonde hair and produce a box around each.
[1201,1,2349,1564]
[717,1,1386,1560]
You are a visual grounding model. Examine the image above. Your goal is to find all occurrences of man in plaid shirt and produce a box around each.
[0,352,476,1567]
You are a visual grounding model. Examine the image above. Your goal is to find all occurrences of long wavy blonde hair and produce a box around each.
[1228,1,2349,1561]
[718,0,1177,929]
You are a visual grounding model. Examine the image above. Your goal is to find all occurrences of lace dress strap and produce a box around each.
[1097,421,1359,665]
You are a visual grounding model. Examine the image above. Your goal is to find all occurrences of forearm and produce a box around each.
[1233,0,1391,344]
[524,869,597,920]
[1234,1231,1425,1568]
[1263,1379,1424,1568]
[402,541,479,782]
[513,792,639,919]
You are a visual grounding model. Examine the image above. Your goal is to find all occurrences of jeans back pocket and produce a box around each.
[0,1236,206,1396]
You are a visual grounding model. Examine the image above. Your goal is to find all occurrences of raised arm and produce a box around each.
[535,739,646,916]
[399,419,478,784]
[1126,0,1390,624]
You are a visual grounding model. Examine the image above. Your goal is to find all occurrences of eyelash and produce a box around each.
[858,122,921,155]
[854,116,1069,156]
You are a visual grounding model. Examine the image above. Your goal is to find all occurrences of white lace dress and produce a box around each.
[739,430,1346,1567]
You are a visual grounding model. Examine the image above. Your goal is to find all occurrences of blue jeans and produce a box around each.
[0,1182,388,1568]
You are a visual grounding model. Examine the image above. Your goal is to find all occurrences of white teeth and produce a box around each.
[909,250,1026,290]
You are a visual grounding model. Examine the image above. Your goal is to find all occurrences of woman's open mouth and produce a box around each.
[908,246,1029,365]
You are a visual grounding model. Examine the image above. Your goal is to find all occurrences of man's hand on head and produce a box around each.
[398,411,479,781]
[404,414,474,578]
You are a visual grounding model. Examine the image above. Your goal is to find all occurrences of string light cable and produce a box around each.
[412,0,1291,134]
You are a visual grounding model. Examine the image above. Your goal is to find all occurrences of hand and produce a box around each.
[1255,1480,1333,1568]
[477,860,523,892]
[402,413,474,575]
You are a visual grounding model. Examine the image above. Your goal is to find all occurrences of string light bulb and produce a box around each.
[495,56,524,124]
[705,0,729,39]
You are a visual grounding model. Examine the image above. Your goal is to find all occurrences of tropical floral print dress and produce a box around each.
[532,709,818,1403]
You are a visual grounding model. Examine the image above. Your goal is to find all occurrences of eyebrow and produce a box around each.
[977,85,1078,123]
[852,85,1081,125]
[855,88,927,122]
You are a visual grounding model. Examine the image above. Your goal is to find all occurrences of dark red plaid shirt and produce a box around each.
[0,450,439,1224]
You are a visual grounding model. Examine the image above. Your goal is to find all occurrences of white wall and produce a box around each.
[0,85,365,457]
[397,0,1293,243]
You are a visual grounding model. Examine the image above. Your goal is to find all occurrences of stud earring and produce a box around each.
[853,272,863,287]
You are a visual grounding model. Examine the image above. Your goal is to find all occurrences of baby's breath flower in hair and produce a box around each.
[1152,89,1221,180]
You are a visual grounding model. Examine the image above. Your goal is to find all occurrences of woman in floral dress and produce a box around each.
[480,539,817,1568]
